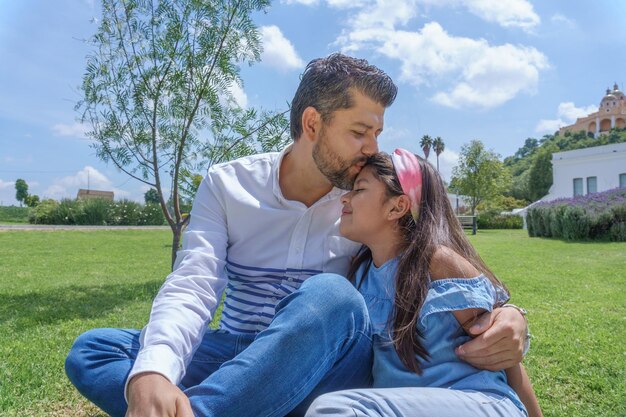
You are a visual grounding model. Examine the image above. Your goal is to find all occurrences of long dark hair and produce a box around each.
[347,152,509,374]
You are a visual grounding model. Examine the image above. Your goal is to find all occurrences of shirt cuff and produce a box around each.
[123,344,186,403]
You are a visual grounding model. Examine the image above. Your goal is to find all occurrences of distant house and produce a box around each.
[542,142,626,201]
[76,189,114,200]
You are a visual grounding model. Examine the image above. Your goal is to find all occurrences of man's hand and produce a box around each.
[455,307,527,371]
[126,372,194,417]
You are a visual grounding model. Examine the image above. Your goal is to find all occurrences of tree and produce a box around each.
[15,179,28,207]
[24,194,40,207]
[432,136,445,171]
[419,135,432,160]
[450,140,511,215]
[528,145,556,201]
[144,188,160,205]
[78,0,289,268]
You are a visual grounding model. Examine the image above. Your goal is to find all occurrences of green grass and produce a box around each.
[0,206,30,224]
[0,229,624,416]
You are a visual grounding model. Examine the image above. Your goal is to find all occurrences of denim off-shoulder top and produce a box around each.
[356,257,526,414]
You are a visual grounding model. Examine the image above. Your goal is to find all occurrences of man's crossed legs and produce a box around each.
[65,274,372,417]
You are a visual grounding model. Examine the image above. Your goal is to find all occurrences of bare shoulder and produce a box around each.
[429,246,481,281]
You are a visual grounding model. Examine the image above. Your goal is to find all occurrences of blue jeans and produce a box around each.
[305,387,527,417]
[65,274,373,417]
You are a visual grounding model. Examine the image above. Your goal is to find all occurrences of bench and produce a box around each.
[457,215,477,235]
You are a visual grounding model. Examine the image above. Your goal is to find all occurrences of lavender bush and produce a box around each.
[528,188,626,241]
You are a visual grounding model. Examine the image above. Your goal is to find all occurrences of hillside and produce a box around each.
[503,128,626,202]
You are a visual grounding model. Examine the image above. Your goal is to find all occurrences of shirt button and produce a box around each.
[271,297,277,302]
[287,277,293,282]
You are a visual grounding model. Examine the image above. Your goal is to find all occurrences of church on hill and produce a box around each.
[559,83,626,137]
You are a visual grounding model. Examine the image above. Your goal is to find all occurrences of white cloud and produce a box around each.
[430,148,459,183]
[228,82,248,108]
[260,26,305,71]
[290,0,539,30]
[461,0,540,30]
[551,13,576,28]
[52,122,89,139]
[283,0,320,5]
[341,22,548,109]
[535,102,598,133]
[42,166,130,200]
[0,179,15,190]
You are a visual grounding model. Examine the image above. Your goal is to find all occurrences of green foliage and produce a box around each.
[24,194,40,208]
[28,199,59,225]
[419,135,432,159]
[504,128,626,202]
[14,179,28,206]
[450,140,511,214]
[432,136,445,171]
[527,188,626,241]
[527,145,556,201]
[28,198,165,226]
[143,189,160,205]
[476,210,523,229]
[0,206,31,224]
[78,0,286,267]
[561,206,590,240]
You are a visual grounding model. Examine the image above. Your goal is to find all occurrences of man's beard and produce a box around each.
[312,128,366,190]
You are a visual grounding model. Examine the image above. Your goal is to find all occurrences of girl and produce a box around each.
[306,149,542,417]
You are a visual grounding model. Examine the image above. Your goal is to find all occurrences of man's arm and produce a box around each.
[126,172,230,415]
[455,307,528,370]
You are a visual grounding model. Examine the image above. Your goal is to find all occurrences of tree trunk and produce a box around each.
[171,224,183,271]
[170,216,191,271]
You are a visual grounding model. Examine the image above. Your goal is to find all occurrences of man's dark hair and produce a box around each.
[290,53,398,140]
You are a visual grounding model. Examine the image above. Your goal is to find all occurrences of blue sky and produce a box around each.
[1,0,625,205]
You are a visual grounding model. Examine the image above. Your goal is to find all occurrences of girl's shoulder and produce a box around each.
[428,246,480,281]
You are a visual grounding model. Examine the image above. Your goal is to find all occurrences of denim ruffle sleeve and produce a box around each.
[418,276,501,328]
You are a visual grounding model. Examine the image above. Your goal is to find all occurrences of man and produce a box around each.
[66,54,528,417]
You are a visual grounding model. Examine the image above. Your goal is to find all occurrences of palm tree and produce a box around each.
[433,136,445,172]
[419,135,432,160]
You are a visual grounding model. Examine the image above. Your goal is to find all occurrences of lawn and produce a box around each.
[0,229,624,416]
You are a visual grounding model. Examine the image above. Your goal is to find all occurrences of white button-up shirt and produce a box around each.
[127,146,362,391]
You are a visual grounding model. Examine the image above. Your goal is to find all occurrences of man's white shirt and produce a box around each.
[125,147,361,396]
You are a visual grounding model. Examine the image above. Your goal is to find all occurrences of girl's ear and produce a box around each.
[388,195,411,220]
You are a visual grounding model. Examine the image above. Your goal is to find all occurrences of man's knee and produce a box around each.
[65,328,130,389]
[298,273,366,317]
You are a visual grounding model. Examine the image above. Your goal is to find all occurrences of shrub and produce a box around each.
[28,198,164,226]
[28,199,59,224]
[609,222,626,242]
[138,204,165,225]
[109,200,142,225]
[82,198,114,225]
[477,210,523,229]
[527,187,626,241]
[0,206,31,223]
[561,206,590,240]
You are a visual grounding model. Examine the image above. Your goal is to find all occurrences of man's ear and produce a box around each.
[388,195,411,220]
[301,107,322,143]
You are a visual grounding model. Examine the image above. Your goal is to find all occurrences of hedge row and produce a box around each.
[0,206,30,223]
[477,210,523,229]
[28,198,165,226]
[527,188,626,241]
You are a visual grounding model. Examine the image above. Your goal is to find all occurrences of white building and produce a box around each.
[542,142,626,201]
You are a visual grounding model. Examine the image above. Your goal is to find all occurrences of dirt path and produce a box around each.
[0,224,170,231]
